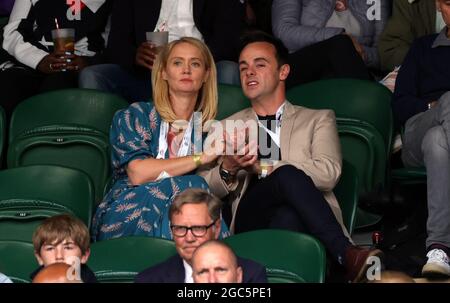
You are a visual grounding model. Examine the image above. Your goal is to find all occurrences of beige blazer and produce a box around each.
[199,101,350,238]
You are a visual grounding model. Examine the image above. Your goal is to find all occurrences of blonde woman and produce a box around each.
[92,37,225,241]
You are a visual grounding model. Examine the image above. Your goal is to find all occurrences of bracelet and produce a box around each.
[193,154,203,167]
[260,166,268,179]
[259,162,269,179]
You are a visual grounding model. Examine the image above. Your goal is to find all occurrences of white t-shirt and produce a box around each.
[154,0,203,43]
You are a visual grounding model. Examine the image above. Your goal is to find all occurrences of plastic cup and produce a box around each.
[145,31,169,53]
[51,28,75,54]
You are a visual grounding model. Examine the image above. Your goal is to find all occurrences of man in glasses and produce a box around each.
[134,188,267,283]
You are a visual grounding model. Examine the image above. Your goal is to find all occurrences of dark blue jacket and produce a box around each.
[393,33,450,126]
[134,254,268,283]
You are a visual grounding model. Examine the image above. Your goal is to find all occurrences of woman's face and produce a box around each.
[162,42,210,96]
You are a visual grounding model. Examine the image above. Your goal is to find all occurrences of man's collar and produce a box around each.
[432,27,450,48]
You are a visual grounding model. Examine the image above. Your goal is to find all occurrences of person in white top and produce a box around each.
[79,0,247,103]
[0,0,112,120]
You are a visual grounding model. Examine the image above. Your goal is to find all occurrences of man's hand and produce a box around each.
[221,141,258,174]
[346,34,366,61]
[135,42,157,69]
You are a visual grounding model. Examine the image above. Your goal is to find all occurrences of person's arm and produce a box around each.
[361,0,390,68]
[272,110,342,192]
[392,38,428,126]
[378,0,416,72]
[127,153,215,186]
[2,0,49,69]
[272,0,343,53]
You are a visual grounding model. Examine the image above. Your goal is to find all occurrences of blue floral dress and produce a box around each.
[92,102,229,241]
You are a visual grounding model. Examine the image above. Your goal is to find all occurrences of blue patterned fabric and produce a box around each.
[92,102,229,241]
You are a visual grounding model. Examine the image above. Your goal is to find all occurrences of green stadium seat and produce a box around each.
[0,240,38,283]
[224,229,326,283]
[88,236,177,282]
[0,105,4,165]
[334,160,358,235]
[7,89,129,203]
[0,165,94,242]
[287,79,393,228]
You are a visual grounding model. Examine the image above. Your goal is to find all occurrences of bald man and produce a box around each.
[191,240,243,283]
[32,263,82,283]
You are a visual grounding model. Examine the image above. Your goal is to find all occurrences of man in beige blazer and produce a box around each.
[200,31,383,283]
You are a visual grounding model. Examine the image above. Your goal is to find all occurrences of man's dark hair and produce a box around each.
[240,30,289,67]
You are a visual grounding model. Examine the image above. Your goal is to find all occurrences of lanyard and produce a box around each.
[256,103,285,148]
[156,115,194,159]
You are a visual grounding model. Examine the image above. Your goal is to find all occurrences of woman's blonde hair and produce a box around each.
[151,37,218,124]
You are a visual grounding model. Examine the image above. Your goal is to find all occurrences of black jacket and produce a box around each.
[134,254,268,283]
[106,0,246,70]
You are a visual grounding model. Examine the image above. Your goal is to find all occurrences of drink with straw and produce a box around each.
[51,28,75,54]
[51,18,75,71]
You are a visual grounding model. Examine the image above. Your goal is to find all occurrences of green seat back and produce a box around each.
[334,160,358,234]
[7,89,129,203]
[287,79,393,153]
[217,84,249,120]
[287,79,393,192]
[224,229,326,283]
[88,236,177,282]
[338,123,386,193]
[0,165,94,242]
[0,240,38,283]
[0,105,4,165]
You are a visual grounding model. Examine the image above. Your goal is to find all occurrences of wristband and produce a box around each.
[193,154,203,167]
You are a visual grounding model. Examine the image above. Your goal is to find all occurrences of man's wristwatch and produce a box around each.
[220,165,235,183]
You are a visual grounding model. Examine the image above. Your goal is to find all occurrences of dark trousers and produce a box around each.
[234,165,351,262]
[0,66,79,121]
[286,35,372,89]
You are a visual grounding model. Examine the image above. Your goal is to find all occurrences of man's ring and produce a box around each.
[49,63,54,70]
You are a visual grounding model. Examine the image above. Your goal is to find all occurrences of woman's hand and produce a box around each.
[64,54,89,72]
[36,51,69,74]
[37,52,88,73]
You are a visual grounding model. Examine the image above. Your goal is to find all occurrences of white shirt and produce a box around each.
[154,0,203,43]
[436,10,446,33]
[183,260,194,283]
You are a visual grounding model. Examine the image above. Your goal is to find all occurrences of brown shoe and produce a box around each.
[345,246,384,283]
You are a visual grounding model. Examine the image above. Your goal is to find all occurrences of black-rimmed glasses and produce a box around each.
[170,220,217,237]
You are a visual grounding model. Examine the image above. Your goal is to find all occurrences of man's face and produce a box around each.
[192,245,243,283]
[171,203,221,264]
[239,42,289,102]
[35,238,89,267]
[437,0,450,27]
